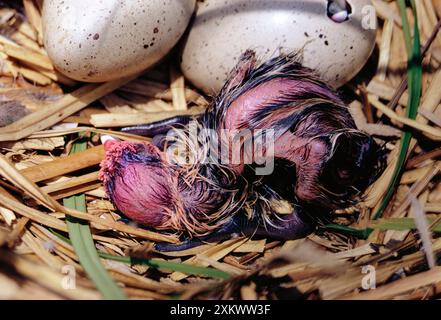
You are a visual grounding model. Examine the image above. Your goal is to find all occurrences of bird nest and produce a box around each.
[0,0,441,300]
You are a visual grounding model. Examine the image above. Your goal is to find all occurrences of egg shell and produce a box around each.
[180,0,377,94]
[42,0,196,82]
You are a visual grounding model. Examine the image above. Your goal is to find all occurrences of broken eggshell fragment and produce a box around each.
[42,0,196,82]
[180,0,377,94]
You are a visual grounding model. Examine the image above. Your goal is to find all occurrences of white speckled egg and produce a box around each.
[42,0,196,82]
[181,0,377,94]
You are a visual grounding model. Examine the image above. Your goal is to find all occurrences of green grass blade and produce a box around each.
[98,252,231,280]
[324,0,422,237]
[322,224,372,239]
[372,0,422,220]
[50,229,232,280]
[371,217,441,232]
[64,137,126,300]
[397,0,412,55]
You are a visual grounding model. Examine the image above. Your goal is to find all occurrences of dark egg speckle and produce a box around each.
[43,0,199,82]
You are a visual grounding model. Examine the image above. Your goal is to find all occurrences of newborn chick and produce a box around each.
[100,138,247,236]
[101,50,385,251]
[211,50,385,209]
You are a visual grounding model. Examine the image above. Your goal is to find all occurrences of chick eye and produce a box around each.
[336,166,359,186]
[337,168,351,180]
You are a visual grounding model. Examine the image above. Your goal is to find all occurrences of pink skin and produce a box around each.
[100,140,230,233]
[273,132,328,202]
[223,78,339,130]
[221,78,332,202]
[101,140,177,227]
[111,162,173,226]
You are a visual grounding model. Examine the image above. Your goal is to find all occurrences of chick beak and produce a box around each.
[101,136,121,151]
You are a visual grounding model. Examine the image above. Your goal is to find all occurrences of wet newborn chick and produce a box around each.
[100,138,247,236]
[101,50,385,251]
[211,50,385,209]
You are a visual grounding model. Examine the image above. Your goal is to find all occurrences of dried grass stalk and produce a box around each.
[90,106,205,127]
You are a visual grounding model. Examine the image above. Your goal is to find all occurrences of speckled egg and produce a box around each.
[181,0,377,94]
[42,0,196,82]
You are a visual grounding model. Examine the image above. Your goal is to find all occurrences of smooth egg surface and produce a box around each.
[43,0,196,82]
[180,0,377,94]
